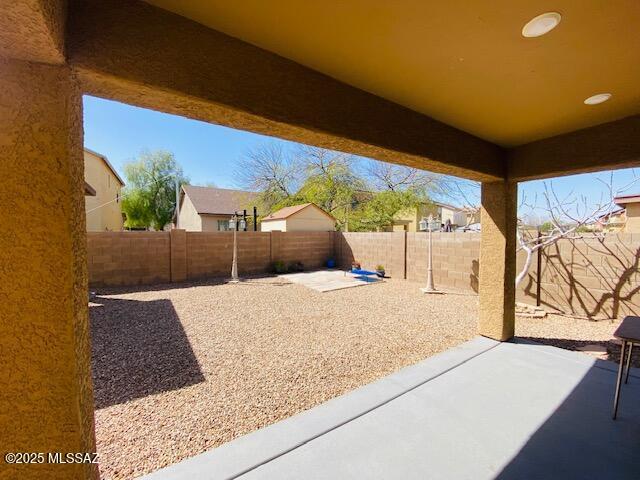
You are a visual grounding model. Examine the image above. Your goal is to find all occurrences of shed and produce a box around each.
[260,203,336,232]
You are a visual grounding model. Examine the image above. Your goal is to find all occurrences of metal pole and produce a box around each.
[536,228,542,306]
[425,223,436,290]
[613,340,627,419]
[230,216,239,283]
[420,216,442,294]
[243,209,247,231]
[175,177,180,229]
[253,206,257,231]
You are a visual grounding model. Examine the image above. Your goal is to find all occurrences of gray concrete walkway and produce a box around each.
[142,337,640,480]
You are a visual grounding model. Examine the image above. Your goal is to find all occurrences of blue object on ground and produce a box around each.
[327,259,335,268]
[350,268,378,282]
[351,268,376,276]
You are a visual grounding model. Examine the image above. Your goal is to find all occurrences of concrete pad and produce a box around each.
[278,270,380,292]
[141,337,640,480]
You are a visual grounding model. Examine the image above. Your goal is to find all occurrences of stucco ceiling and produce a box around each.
[144,0,640,147]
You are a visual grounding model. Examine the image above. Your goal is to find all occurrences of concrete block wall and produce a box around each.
[186,232,271,280]
[523,234,640,319]
[87,231,640,319]
[406,232,479,291]
[336,232,406,278]
[87,232,171,286]
[275,232,334,270]
[87,230,333,286]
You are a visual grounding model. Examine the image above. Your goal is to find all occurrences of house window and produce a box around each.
[217,220,230,231]
[116,192,120,203]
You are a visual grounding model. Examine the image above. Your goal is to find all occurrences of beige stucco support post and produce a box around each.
[478,181,518,341]
[0,58,97,479]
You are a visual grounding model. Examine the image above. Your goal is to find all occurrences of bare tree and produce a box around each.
[235,143,301,210]
[365,161,442,193]
[516,172,640,286]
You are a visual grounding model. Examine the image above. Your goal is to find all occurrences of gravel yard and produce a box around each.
[90,277,635,479]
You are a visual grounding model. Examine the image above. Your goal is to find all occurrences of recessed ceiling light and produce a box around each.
[522,12,562,38]
[584,93,612,105]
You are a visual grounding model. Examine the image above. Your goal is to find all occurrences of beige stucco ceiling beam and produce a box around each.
[66,0,505,182]
[507,115,640,182]
[0,0,66,64]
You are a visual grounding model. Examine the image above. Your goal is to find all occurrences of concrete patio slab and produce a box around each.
[141,337,640,480]
[278,270,380,292]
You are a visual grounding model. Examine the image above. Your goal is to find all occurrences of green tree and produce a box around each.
[350,190,423,231]
[294,146,364,229]
[121,150,188,230]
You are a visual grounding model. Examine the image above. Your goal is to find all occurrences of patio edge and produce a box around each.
[139,336,498,480]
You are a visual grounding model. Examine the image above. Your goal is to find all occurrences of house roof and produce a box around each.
[182,185,258,215]
[262,203,336,222]
[614,194,640,206]
[433,201,462,211]
[596,207,626,222]
[84,147,125,186]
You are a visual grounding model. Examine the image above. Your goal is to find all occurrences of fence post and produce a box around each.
[170,229,187,282]
[536,228,542,306]
[270,231,281,263]
[403,231,408,279]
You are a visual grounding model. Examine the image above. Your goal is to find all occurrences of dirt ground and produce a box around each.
[89,277,634,479]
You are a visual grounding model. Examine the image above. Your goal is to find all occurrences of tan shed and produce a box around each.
[260,203,336,232]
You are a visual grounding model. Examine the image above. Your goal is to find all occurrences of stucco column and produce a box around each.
[478,181,518,341]
[0,58,97,479]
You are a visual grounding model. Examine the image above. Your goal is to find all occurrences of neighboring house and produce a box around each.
[591,195,640,233]
[386,201,476,232]
[594,208,626,233]
[614,194,640,233]
[260,203,336,232]
[177,185,258,231]
[84,148,125,231]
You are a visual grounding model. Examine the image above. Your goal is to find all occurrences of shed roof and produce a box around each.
[262,203,336,222]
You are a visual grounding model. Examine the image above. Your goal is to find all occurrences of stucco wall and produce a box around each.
[261,219,287,232]
[177,194,202,231]
[84,149,124,231]
[0,58,96,479]
[201,214,257,232]
[624,203,640,233]
[262,207,335,232]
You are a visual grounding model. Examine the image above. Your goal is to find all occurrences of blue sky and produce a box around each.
[83,95,638,216]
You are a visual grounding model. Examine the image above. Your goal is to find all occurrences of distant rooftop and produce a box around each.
[182,185,258,215]
[614,194,640,206]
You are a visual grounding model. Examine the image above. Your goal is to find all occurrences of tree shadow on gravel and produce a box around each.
[90,295,205,409]
[519,336,640,368]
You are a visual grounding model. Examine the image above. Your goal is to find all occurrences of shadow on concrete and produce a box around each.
[495,354,640,479]
[90,295,205,409]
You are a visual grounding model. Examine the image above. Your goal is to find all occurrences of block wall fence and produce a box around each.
[87,231,640,319]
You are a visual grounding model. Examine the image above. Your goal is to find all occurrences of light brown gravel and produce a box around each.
[516,312,640,368]
[90,278,477,479]
[90,278,635,479]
